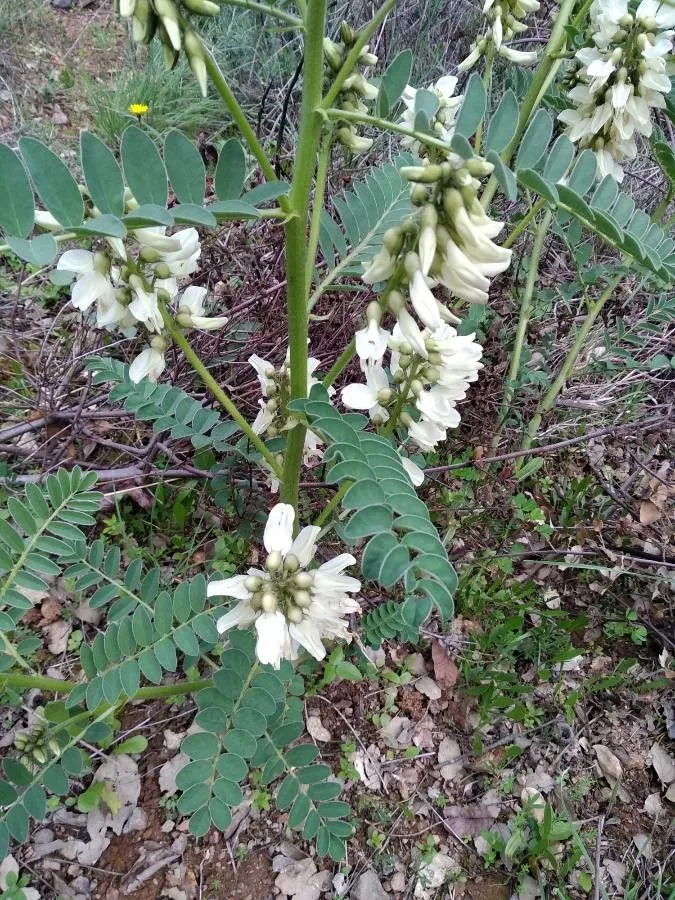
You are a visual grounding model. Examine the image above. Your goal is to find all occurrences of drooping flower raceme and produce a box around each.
[558,0,674,181]
[459,0,540,71]
[325,22,379,154]
[399,76,464,155]
[208,503,361,668]
[53,218,227,383]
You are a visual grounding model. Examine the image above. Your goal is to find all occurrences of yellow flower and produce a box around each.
[128,103,149,116]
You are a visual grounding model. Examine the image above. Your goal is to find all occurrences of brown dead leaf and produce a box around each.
[431,640,459,691]
[39,598,62,624]
[593,744,623,783]
[648,742,675,786]
[639,500,662,525]
[444,804,496,838]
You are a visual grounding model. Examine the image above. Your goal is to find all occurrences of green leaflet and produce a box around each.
[0,144,35,238]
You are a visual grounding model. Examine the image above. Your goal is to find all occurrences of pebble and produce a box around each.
[351,869,389,900]
[415,676,441,700]
[161,820,176,833]
[33,828,55,844]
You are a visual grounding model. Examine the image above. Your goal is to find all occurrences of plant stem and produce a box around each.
[503,197,546,249]
[161,309,283,478]
[493,208,551,447]
[0,672,211,700]
[522,273,623,449]
[321,0,396,109]
[218,0,303,25]
[305,126,334,297]
[480,0,577,208]
[383,365,418,437]
[473,44,495,156]
[323,339,355,388]
[203,48,280,189]
[323,107,454,154]
[314,480,350,527]
[280,0,328,512]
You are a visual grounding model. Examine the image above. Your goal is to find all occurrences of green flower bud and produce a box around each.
[410,183,429,206]
[154,262,171,279]
[423,365,440,382]
[156,288,172,303]
[340,20,356,45]
[265,550,282,572]
[140,246,162,263]
[421,204,438,229]
[466,157,494,177]
[150,334,169,352]
[93,251,109,274]
[404,251,421,278]
[366,301,382,324]
[283,553,299,573]
[132,0,157,44]
[323,37,344,71]
[181,0,220,15]
[398,353,412,369]
[154,0,181,51]
[410,379,423,397]
[376,388,393,404]
[443,187,464,219]
[245,575,262,592]
[33,748,47,765]
[261,590,277,612]
[427,351,442,365]
[400,164,443,183]
[382,227,403,255]
[388,290,405,315]
[286,606,303,624]
[185,28,208,97]
[294,571,313,589]
[48,739,61,757]
[293,589,311,608]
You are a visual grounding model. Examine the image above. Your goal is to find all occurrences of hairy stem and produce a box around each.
[503,197,546,249]
[161,310,283,478]
[493,208,552,447]
[522,273,623,449]
[473,44,495,156]
[217,0,303,25]
[314,480,350,527]
[305,126,334,297]
[280,0,329,512]
[323,107,455,154]
[0,672,211,700]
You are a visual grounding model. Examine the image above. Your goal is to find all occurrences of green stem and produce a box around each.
[651,188,673,223]
[473,44,495,156]
[161,309,283,478]
[503,197,546,249]
[321,0,397,110]
[305,126,334,298]
[324,107,454,155]
[0,672,212,699]
[522,273,622,449]
[217,0,303,25]
[323,339,355,388]
[493,208,551,446]
[480,0,577,209]
[280,0,329,512]
[383,365,418,437]
[314,480,350,527]
[203,48,280,188]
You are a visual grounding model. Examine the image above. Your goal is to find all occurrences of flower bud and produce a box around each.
[150,334,169,352]
[398,353,412,369]
[245,576,262,592]
[619,12,633,26]
[140,246,162,263]
[404,251,421,279]
[359,46,378,66]
[131,0,157,43]
[294,571,313,589]
[466,157,494,177]
[421,204,438,229]
[156,288,172,302]
[283,553,299,573]
[400,165,443,183]
[410,379,423,397]
[185,29,208,97]
[33,748,46,765]
[388,290,405,315]
[261,590,277,612]
[293,589,311,608]
[119,0,136,16]
[410,183,429,206]
[340,20,356,45]
[382,227,403,255]
[181,0,220,15]
[265,550,282,572]
[154,0,181,50]
[93,251,109,274]
[337,127,373,155]
[154,262,171,279]
[323,37,344,71]
[48,739,61,756]
[443,187,464,219]
[366,301,382,324]
[376,388,393,404]
[427,351,442,365]
[286,606,303,624]
[423,364,440,382]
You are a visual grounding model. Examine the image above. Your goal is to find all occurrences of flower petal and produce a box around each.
[263,503,295,555]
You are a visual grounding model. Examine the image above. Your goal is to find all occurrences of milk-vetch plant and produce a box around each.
[0,0,673,863]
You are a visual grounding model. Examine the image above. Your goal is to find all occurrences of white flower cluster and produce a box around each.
[208,503,361,668]
[559,0,674,181]
[248,351,327,490]
[340,81,513,452]
[56,224,227,383]
[398,76,464,156]
[459,0,540,70]
[325,21,379,155]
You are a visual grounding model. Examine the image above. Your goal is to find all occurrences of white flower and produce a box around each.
[439,237,490,305]
[177,285,229,330]
[355,319,389,366]
[410,269,442,329]
[361,246,394,284]
[398,74,463,152]
[498,46,538,65]
[128,279,163,332]
[128,344,166,383]
[637,0,675,29]
[208,503,360,667]
[134,227,183,253]
[57,250,116,313]
[248,354,276,396]
[341,364,390,423]
[415,387,461,429]
[394,309,428,359]
[400,455,425,486]
[159,228,201,277]
[406,417,446,451]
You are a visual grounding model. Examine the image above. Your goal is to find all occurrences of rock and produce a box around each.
[33,827,55,844]
[390,871,406,892]
[351,869,389,900]
[275,857,329,900]
[438,737,464,781]
[306,715,331,742]
[593,744,623,783]
[648,742,675,786]
[380,716,412,748]
[43,619,71,654]
[643,793,665,819]
[161,819,176,833]
[124,807,148,833]
[414,853,460,899]
[52,0,72,8]
[163,730,184,751]
[633,833,653,859]
[414,676,441,700]
[405,653,427,675]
